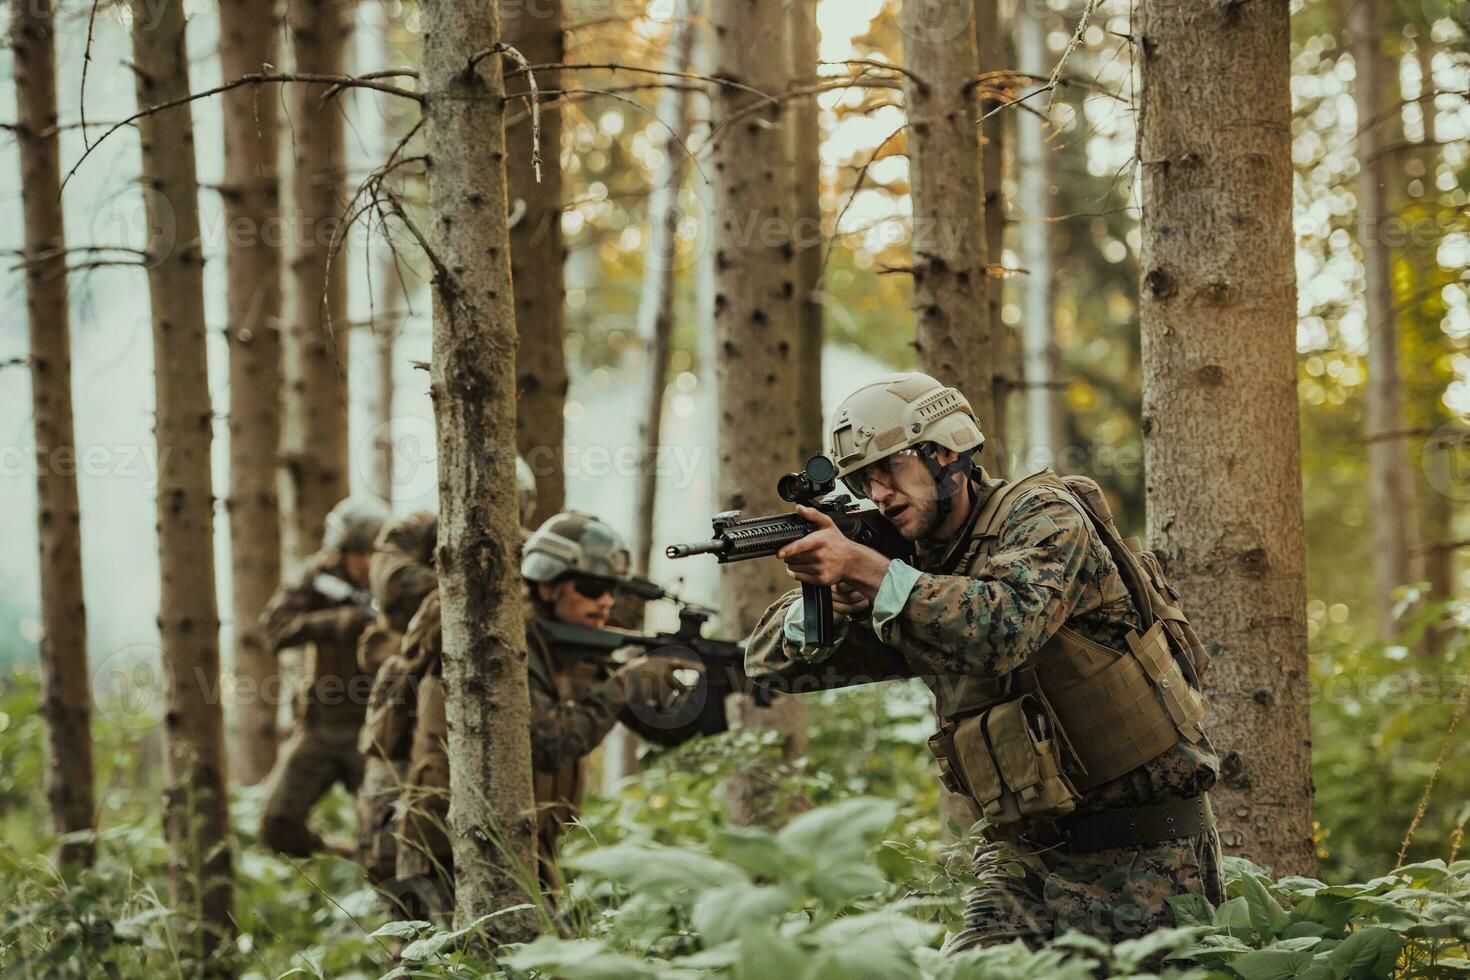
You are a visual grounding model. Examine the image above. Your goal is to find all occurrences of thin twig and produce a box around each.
[816,123,907,286]
[61,72,424,195]
[79,0,102,148]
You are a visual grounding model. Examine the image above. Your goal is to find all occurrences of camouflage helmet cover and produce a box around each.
[516,456,537,527]
[521,511,631,583]
[827,372,984,497]
[323,497,390,553]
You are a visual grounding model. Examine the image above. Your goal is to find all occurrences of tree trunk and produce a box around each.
[712,0,807,828]
[1353,0,1420,640]
[790,0,824,462]
[505,0,568,528]
[975,0,1009,472]
[421,0,538,938]
[13,0,96,869]
[1137,0,1313,877]
[632,6,700,578]
[366,252,405,504]
[901,0,994,433]
[1016,0,1062,469]
[281,0,352,565]
[218,0,283,787]
[131,0,234,951]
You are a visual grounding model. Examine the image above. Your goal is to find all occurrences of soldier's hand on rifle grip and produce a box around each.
[777,506,890,602]
[832,583,872,616]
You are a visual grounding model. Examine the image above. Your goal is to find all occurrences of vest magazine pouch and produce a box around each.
[1127,622,1208,743]
[358,654,416,760]
[949,712,1021,824]
[984,695,1080,822]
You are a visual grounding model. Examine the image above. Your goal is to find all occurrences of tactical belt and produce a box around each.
[1021,794,1214,854]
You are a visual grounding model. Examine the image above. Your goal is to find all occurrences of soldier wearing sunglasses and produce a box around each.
[391,510,690,892]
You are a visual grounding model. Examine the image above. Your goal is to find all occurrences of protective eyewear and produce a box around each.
[569,575,621,600]
[845,447,922,498]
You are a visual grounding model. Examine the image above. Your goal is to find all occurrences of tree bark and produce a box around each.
[632,7,700,578]
[505,0,568,528]
[901,0,994,434]
[13,0,96,869]
[712,0,807,827]
[131,0,234,951]
[1016,0,1062,469]
[1352,0,1420,639]
[421,0,538,938]
[218,0,283,787]
[1137,0,1313,877]
[976,0,1009,472]
[281,0,352,565]
[790,0,825,463]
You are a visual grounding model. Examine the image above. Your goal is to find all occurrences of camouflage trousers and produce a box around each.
[259,722,364,857]
[356,755,408,884]
[943,825,1223,953]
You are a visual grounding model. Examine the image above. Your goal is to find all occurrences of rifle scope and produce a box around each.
[777,454,839,504]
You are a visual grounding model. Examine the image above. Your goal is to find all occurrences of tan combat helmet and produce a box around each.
[516,456,537,527]
[827,373,984,500]
[521,511,632,584]
[323,497,390,553]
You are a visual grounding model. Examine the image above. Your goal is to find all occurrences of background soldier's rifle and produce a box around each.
[535,590,769,745]
[664,455,914,645]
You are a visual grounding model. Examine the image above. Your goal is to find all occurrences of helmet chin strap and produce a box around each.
[916,443,977,522]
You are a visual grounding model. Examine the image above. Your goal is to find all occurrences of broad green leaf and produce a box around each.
[369,919,431,941]
[817,910,942,948]
[777,798,899,865]
[711,826,787,880]
[1241,871,1292,940]
[1111,926,1213,972]
[692,884,797,945]
[735,924,810,980]
[564,842,748,898]
[1230,947,1317,980]
[1215,897,1255,940]
[1169,891,1217,927]
[502,936,662,978]
[1324,926,1402,979]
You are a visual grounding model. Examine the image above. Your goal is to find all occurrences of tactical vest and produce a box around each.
[925,470,1210,825]
[527,622,605,875]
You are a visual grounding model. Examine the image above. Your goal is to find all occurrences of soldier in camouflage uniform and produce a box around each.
[258,498,388,857]
[354,459,536,883]
[384,512,685,891]
[745,373,1222,950]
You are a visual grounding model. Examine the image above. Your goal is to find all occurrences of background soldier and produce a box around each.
[745,372,1221,950]
[388,511,687,897]
[257,497,388,857]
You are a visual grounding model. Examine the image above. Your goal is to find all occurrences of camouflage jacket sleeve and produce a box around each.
[744,588,911,691]
[259,555,369,652]
[525,631,629,773]
[875,487,1092,677]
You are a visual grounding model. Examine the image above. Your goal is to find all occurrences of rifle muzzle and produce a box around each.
[666,540,723,559]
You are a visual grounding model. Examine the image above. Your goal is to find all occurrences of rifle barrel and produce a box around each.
[666,539,724,559]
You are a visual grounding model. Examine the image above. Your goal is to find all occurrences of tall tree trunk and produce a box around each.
[712,0,807,828]
[1016,0,1062,469]
[1353,0,1420,639]
[901,0,994,433]
[976,0,1009,472]
[505,0,568,527]
[131,0,234,951]
[281,0,352,564]
[13,0,96,869]
[219,0,283,787]
[1137,0,1313,876]
[365,264,402,504]
[790,0,824,462]
[421,0,538,937]
[632,6,701,578]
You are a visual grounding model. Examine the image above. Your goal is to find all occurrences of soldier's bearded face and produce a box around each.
[866,453,941,542]
[543,581,615,628]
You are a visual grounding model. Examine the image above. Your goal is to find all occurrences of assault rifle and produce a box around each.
[665,455,914,645]
[535,596,769,745]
